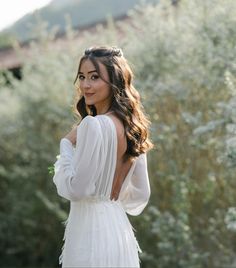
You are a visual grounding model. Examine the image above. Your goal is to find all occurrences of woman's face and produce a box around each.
[78,59,112,113]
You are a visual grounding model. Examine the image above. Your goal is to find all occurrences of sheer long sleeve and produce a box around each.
[119,153,151,216]
[52,116,103,201]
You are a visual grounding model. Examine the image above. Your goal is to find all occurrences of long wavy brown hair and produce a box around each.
[73,46,153,161]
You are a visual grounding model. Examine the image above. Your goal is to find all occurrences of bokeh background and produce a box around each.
[1,0,236,267]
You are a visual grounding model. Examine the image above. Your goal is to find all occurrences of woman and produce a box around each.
[53,46,153,267]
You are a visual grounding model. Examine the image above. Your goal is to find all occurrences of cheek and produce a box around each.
[78,85,83,93]
[79,81,86,94]
[102,81,111,94]
[94,81,110,95]
[101,85,112,98]
[81,84,85,93]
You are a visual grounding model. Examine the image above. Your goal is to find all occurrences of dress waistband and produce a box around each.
[71,195,120,203]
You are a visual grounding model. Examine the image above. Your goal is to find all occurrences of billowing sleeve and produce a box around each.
[52,116,103,201]
[119,153,151,216]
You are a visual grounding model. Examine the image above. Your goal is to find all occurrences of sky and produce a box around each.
[0,0,51,31]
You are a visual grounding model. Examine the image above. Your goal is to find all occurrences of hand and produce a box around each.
[64,125,78,145]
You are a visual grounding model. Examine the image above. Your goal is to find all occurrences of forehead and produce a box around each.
[79,58,107,73]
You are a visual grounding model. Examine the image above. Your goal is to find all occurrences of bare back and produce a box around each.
[107,114,134,200]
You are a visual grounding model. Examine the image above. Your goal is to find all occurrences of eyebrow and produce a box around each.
[78,70,97,74]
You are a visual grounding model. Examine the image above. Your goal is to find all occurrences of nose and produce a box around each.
[83,79,91,89]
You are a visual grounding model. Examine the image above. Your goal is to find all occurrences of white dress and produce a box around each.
[52,114,151,268]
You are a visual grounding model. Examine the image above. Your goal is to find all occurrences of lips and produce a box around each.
[85,93,95,97]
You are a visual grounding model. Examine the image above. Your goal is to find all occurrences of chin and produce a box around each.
[85,100,95,106]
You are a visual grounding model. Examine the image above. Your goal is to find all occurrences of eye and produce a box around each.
[91,74,99,80]
[78,74,85,80]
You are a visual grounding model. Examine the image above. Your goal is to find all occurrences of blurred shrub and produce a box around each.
[0,26,78,266]
[124,0,236,267]
[1,0,236,267]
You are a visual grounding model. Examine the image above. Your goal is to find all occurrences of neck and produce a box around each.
[95,104,111,115]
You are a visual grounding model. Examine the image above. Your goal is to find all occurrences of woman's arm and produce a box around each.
[52,116,103,201]
[119,153,151,216]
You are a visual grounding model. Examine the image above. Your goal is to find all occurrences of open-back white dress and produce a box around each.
[52,114,151,268]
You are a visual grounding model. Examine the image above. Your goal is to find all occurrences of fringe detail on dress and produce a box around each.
[59,218,69,265]
[131,222,142,266]
[59,199,142,267]
[131,225,142,254]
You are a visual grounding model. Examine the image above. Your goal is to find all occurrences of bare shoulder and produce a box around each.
[107,114,125,138]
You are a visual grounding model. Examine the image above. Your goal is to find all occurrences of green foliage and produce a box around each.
[123,0,236,267]
[0,26,78,266]
[1,0,236,267]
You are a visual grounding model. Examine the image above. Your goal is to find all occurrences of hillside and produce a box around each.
[0,0,159,46]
